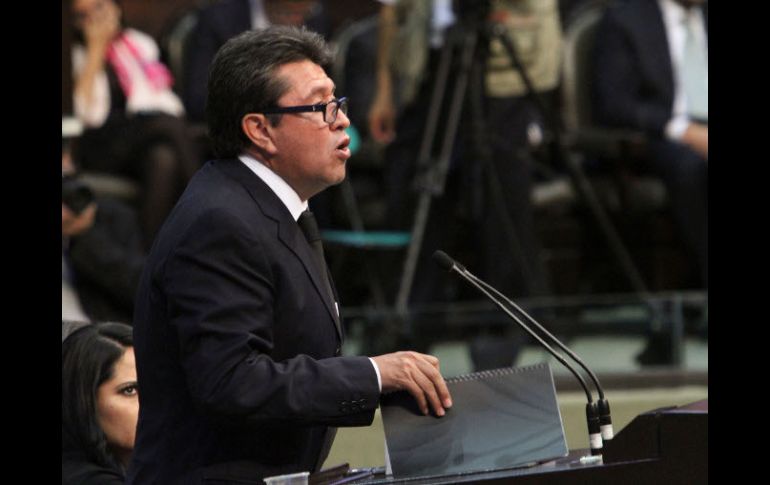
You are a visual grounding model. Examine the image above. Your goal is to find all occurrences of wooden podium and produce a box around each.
[358,400,707,484]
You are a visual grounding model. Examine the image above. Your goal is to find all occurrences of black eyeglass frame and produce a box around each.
[260,97,348,124]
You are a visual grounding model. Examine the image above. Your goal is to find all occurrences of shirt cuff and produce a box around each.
[665,115,690,141]
[368,357,383,393]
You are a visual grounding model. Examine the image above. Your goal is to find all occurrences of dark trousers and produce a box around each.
[645,139,708,288]
[74,113,201,248]
[382,54,549,306]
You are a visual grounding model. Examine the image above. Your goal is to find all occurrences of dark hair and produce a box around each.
[62,322,134,472]
[205,25,333,158]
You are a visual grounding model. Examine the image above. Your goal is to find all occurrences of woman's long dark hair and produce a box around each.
[62,321,134,472]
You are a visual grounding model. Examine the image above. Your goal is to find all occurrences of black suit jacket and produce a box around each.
[592,0,708,136]
[127,158,380,484]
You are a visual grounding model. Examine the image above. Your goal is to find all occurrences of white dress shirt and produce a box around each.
[249,0,270,30]
[658,0,708,140]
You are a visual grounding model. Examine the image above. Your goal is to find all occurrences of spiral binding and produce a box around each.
[445,363,548,384]
[381,363,550,397]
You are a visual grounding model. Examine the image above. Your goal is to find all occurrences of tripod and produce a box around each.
[391,12,546,335]
[392,8,649,343]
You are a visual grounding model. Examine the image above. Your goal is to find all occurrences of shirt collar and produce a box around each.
[238,153,308,221]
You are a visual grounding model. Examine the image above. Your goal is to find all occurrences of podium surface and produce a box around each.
[351,400,707,484]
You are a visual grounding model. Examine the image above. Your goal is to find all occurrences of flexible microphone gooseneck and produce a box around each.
[432,251,604,455]
[461,266,614,441]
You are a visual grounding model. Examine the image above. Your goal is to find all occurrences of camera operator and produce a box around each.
[367,0,561,366]
[62,142,146,323]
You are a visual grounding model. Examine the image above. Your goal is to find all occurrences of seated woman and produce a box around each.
[70,0,199,248]
[62,322,138,484]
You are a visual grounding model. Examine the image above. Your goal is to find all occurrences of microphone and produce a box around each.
[432,251,606,455]
[459,264,614,442]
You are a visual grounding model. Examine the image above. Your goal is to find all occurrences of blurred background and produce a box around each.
[62,0,707,468]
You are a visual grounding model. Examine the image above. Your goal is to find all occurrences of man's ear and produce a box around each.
[241,113,278,155]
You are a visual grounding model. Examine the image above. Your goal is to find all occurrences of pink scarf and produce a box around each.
[106,32,173,97]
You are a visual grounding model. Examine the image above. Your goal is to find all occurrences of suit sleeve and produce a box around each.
[592,8,671,135]
[163,208,380,426]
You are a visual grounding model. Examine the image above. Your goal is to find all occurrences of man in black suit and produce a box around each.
[128,26,451,484]
[593,0,708,288]
[592,0,707,365]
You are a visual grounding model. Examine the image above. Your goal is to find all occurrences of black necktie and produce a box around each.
[297,210,337,312]
[297,210,340,471]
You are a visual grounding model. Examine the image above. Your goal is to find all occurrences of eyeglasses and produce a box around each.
[260,97,348,125]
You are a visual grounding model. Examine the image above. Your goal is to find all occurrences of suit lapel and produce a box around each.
[277,220,343,340]
[217,159,343,341]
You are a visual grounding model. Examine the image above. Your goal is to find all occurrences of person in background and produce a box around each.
[71,0,200,248]
[592,0,708,364]
[366,0,560,366]
[62,322,138,485]
[367,0,557,301]
[593,0,707,288]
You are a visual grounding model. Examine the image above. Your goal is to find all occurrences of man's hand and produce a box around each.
[62,203,97,237]
[372,351,452,417]
[681,122,708,160]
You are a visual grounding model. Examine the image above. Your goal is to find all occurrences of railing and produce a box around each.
[342,290,707,368]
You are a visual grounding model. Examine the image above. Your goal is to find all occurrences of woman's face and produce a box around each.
[72,0,120,30]
[96,347,138,459]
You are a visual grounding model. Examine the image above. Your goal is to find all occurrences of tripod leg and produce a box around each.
[395,29,479,319]
[379,25,461,347]
[413,30,455,174]
[465,45,547,296]
[561,148,649,294]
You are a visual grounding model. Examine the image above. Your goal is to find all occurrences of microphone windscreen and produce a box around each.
[432,250,454,271]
